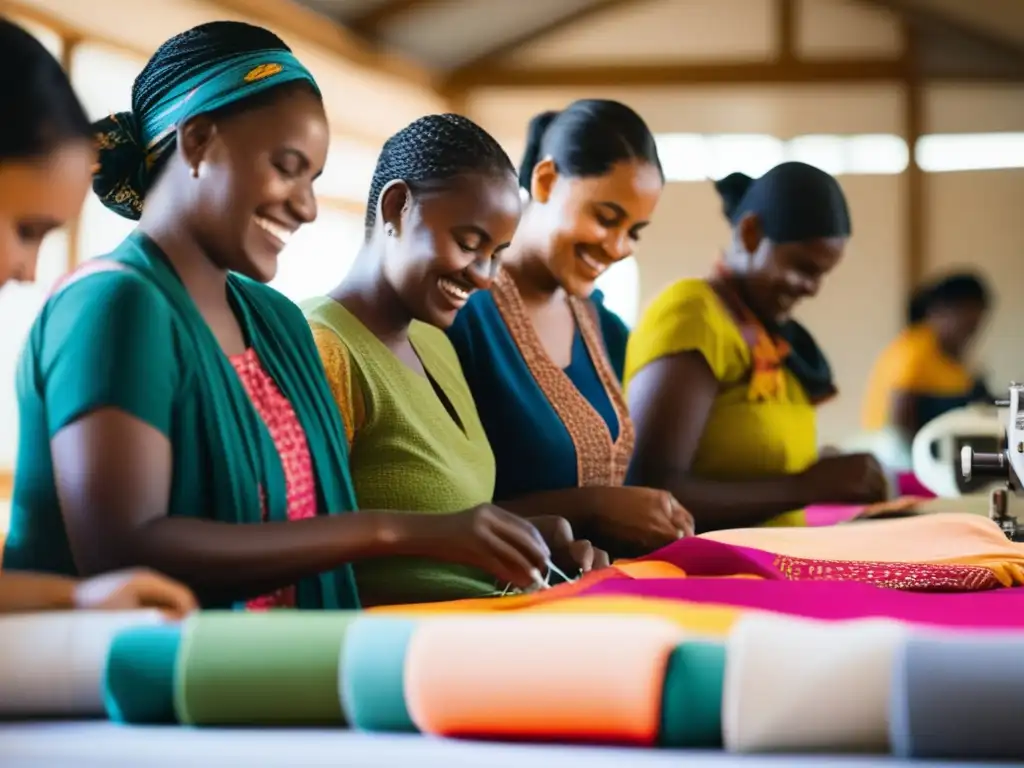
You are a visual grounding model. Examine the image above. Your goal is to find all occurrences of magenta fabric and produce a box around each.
[897,472,936,498]
[634,538,781,579]
[578,576,1024,629]
[626,537,1001,592]
[804,504,866,527]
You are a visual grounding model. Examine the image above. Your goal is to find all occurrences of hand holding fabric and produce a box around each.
[799,453,889,504]
[73,568,198,618]
[527,515,611,578]
[586,487,695,552]
[400,505,552,590]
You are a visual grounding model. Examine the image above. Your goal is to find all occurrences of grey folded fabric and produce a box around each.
[890,632,1024,759]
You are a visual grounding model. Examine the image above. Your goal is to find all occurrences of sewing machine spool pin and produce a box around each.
[960,383,1024,541]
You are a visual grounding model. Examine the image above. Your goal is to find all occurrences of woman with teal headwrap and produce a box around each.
[2,21,553,609]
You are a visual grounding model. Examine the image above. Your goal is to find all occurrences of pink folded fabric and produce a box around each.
[578,577,1024,630]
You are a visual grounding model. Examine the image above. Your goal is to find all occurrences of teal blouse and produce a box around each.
[3,233,360,610]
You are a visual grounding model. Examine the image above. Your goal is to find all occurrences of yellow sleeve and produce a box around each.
[886,341,933,391]
[625,279,734,386]
[309,322,365,447]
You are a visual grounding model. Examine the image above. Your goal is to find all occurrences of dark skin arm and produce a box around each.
[628,352,817,532]
[51,409,549,606]
[0,573,76,612]
[500,489,605,530]
[889,389,919,445]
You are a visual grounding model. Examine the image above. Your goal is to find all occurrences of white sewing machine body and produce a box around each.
[911,403,1005,498]
[960,383,1024,541]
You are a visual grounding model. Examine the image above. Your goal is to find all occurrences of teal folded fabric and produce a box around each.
[340,616,418,732]
[174,611,356,726]
[659,641,725,748]
[103,623,182,724]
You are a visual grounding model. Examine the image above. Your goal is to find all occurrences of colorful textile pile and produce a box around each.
[5,513,1024,759]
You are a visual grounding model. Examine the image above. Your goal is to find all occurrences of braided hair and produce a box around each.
[93,21,318,218]
[1,19,90,160]
[364,113,516,238]
[518,100,663,195]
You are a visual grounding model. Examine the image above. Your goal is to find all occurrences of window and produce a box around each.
[269,207,365,303]
[916,133,1024,173]
[596,258,641,327]
[657,131,1024,178]
[656,132,911,181]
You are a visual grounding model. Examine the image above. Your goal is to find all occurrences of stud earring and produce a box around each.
[384,224,396,237]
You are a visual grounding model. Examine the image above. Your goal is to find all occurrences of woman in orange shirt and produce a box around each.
[862,272,992,443]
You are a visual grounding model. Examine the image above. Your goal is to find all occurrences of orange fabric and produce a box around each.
[525,596,742,636]
[612,561,688,579]
[368,566,630,615]
[404,614,683,744]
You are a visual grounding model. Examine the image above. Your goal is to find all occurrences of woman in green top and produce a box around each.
[306,114,609,605]
[0,18,195,619]
[2,21,553,610]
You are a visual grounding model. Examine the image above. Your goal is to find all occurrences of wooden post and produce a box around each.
[902,22,925,292]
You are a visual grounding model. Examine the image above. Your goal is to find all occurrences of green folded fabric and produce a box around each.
[103,623,183,724]
[174,611,357,726]
[340,616,417,732]
[659,640,726,748]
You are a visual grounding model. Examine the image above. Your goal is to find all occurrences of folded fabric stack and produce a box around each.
[1,513,1022,760]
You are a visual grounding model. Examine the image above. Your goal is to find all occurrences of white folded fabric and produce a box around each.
[723,613,907,753]
[0,610,164,716]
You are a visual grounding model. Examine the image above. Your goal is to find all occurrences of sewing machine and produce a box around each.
[961,383,1024,541]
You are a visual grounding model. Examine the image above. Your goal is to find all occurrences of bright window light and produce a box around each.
[846,134,909,174]
[916,133,1024,172]
[269,208,365,303]
[595,257,641,327]
[786,135,847,175]
[706,134,785,180]
[655,134,710,182]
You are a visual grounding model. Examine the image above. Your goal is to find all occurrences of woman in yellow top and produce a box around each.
[862,272,992,442]
[625,163,888,532]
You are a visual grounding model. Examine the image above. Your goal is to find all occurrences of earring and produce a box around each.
[384,224,396,238]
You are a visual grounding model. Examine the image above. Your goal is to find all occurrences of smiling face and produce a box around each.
[736,213,846,323]
[379,171,522,329]
[0,139,94,288]
[527,158,662,297]
[179,85,329,283]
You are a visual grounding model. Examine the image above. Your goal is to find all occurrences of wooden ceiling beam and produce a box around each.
[446,58,914,90]
[862,0,1024,60]
[208,0,435,87]
[348,0,424,36]
[444,0,635,85]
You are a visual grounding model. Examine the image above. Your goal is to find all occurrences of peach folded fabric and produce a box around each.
[404,614,683,745]
[724,613,907,753]
[703,513,1024,586]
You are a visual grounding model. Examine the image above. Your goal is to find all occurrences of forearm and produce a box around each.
[498,488,601,531]
[640,466,809,532]
[0,573,76,613]
[83,512,421,604]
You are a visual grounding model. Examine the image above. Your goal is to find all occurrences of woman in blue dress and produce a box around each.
[447,100,691,555]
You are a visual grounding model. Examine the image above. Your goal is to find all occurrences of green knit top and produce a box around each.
[303,297,498,606]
